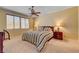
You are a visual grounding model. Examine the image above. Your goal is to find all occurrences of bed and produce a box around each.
[22,26,54,51]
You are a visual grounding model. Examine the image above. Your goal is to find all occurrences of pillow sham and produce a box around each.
[38,26,54,32]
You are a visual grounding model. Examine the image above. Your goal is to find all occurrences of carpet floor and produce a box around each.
[3,36,79,53]
[3,36,38,53]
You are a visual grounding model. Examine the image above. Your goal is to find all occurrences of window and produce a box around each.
[21,18,25,28]
[25,19,29,28]
[6,15,14,29]
[21,18,29,29]
[6,15,29,29]
[14,16,20,29]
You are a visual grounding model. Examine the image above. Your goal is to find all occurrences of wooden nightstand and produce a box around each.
[53,31,63,40]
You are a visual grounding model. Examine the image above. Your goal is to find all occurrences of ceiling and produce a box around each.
[0,6,73,15]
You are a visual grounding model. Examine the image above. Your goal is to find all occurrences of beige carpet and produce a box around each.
[3,36,38,53]
[3,35,79,53]
[42,39,79,53]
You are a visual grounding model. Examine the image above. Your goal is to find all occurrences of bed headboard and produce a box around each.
[38,26,54,32]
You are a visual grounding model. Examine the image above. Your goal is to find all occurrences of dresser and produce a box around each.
[0,32,5,53]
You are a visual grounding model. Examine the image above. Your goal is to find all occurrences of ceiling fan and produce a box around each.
[28,6,40,17]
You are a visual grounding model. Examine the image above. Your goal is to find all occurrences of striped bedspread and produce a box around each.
[22,31,53,51]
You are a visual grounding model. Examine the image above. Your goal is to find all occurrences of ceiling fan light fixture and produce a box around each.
[27,6,40,18]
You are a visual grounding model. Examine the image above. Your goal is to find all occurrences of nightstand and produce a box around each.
[53,31,63,40]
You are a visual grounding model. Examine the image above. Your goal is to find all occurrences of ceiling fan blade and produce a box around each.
[29,8,31,10]
[34,13,39,16]
[36,12,40,14]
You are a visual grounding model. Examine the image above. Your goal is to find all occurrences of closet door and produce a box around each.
[0,32,4,53]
